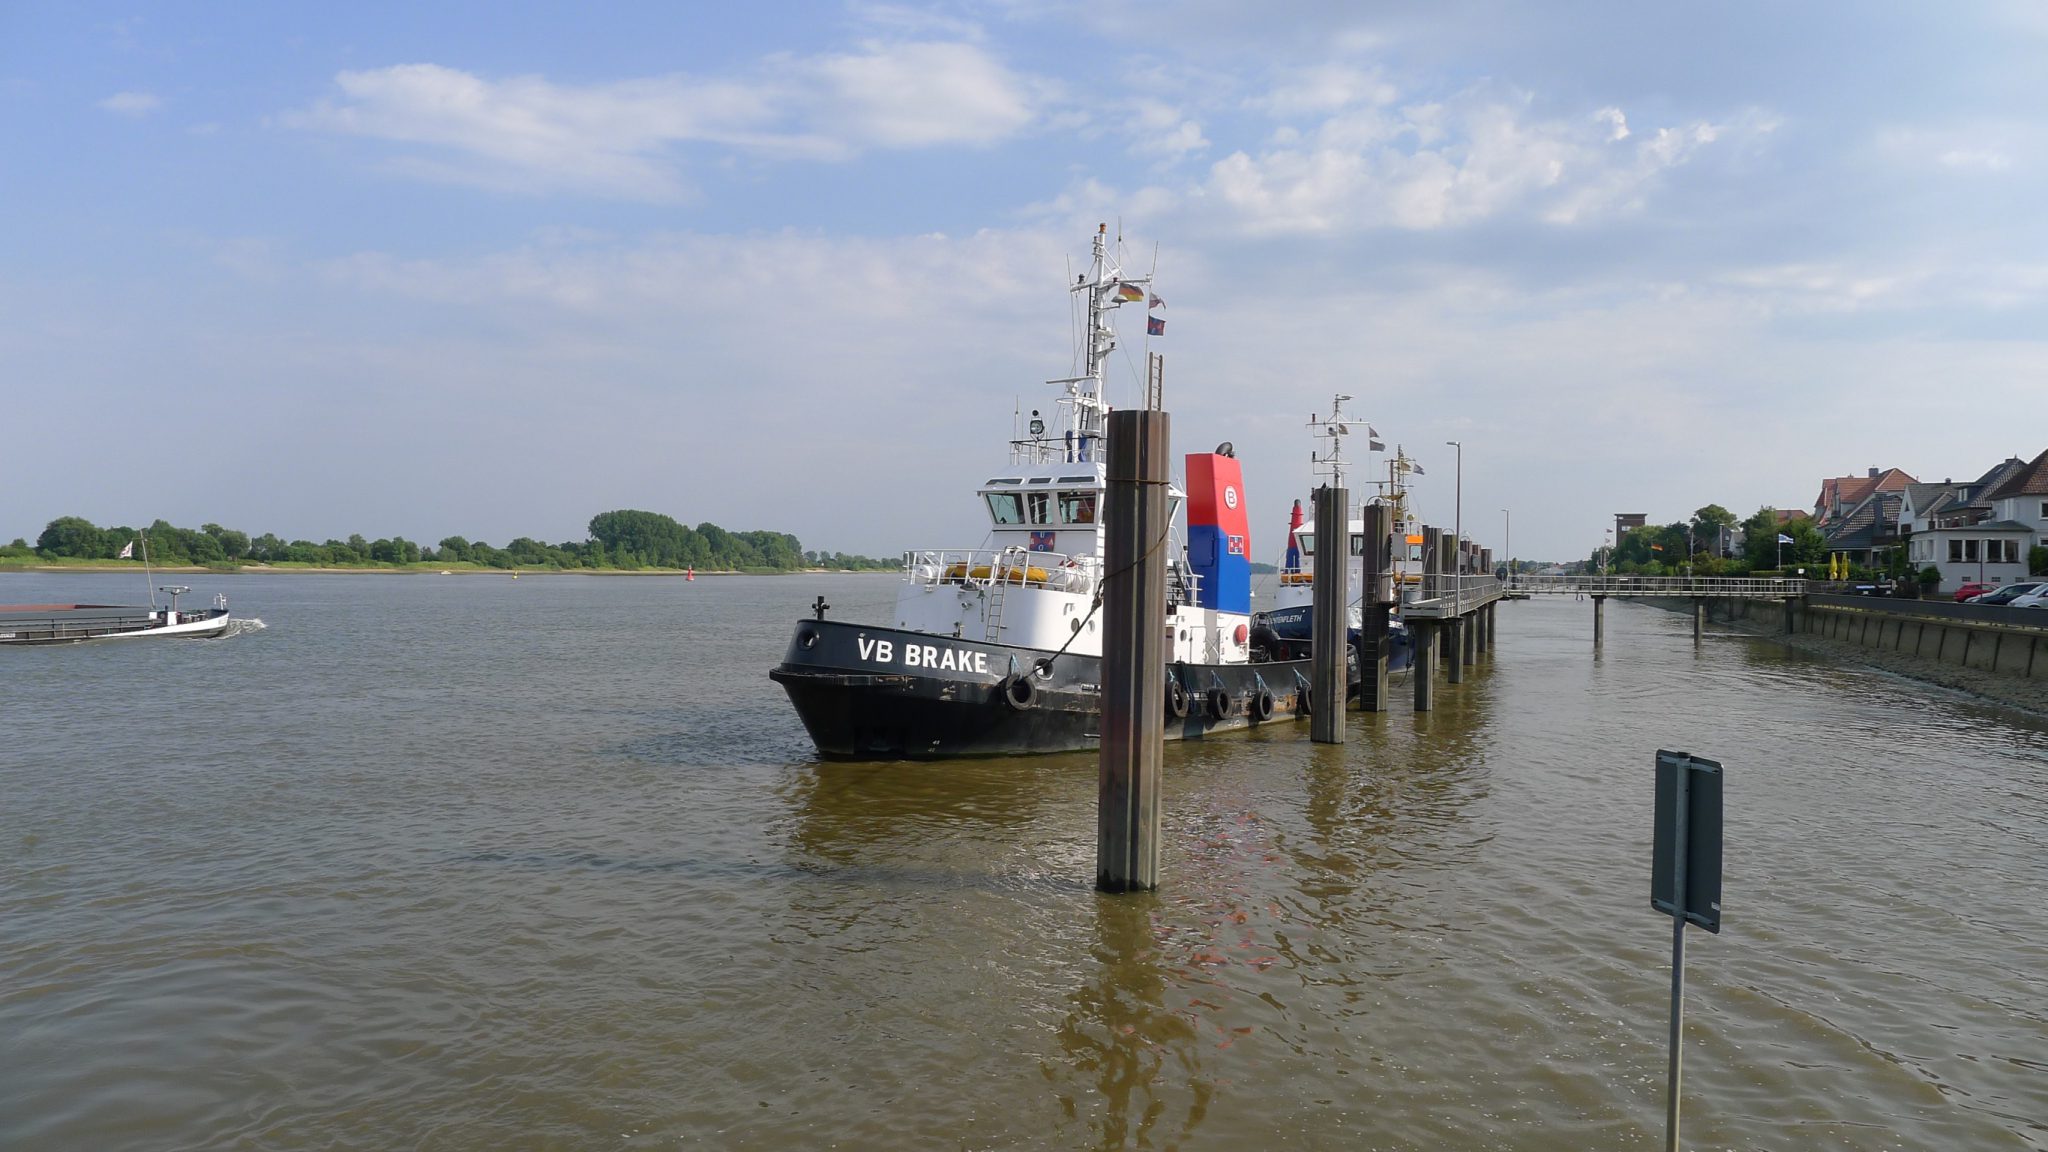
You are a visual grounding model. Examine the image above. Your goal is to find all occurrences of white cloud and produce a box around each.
[286,42,1046,199]
[1938,148,2012,171]
[98,91,160,116]
[802,40,1039,147]
[1128,99,1208,160]
[1250,64,1397,118]
[1203,84,1744,234]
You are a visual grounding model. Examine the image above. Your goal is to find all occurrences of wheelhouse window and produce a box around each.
[1059,491,1097,524]
[1025,491,1051,524]
[1297,531,1316,557]
[987,492,1025,524]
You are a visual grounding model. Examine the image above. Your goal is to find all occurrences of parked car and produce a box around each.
[2008,586,2048,609]
[1954,582,1994,602]
[1968,581,2045,606]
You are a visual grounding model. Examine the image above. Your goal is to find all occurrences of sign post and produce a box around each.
[1651,749,1722,1152]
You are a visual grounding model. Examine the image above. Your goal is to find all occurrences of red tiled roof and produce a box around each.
[1814,468,1916,520]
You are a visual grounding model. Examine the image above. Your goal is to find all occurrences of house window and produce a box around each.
[1949,539,1964,562]
[2039,500,2048,519]
[1991,539,2017,564]
[1965,539,1981,562]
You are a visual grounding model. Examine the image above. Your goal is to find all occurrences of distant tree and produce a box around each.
[589,510,695,568]
[37,516,107,557]
[202,523,250,559]
[1690,504,1737,557]
[1740,507,1786,567]
[438,536,471,563]
[1782,520,1826,568]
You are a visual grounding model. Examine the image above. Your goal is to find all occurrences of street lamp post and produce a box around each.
[1502,508,1511,579]
[1445,440,1462,574]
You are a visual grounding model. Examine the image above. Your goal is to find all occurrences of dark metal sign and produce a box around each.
[1652,750,1723,934]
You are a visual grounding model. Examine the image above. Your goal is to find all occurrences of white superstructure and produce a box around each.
[888,224,1253,668]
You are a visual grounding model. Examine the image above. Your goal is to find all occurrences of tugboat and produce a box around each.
[770,225,1312,759]
[1254,395,1418,673]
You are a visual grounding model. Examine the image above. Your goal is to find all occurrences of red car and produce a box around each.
[1955,582,1994,602]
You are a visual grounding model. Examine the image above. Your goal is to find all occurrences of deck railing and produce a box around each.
[903,548,1096,594]
[1404,573,1508,618]
[1505,574,1808,597]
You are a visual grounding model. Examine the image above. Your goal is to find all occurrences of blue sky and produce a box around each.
[6,2,2047,562]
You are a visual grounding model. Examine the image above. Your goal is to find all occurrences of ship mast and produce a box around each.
[1308,393,1360,490]
[1044,223,1147,464]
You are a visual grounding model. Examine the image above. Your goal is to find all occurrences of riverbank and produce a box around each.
[0,561,887,577]
[1711,602,2048,717]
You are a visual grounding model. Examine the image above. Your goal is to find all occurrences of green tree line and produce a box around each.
[17,511,897,572]
[1585,504,1827,577]
[1567,502,2023,582]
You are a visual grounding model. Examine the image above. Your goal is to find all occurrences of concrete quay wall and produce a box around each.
[1648,594,2048,685]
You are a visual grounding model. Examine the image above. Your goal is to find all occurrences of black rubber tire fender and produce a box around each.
[1250,689,1275,722]
[1003,675,1036,710]
[1205,687,1232,720]
[1166,677,1190,719]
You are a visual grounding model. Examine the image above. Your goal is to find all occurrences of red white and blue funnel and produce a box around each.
[1185,452,1251,614]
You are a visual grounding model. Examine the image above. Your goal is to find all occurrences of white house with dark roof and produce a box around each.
[1901,452,2045,593]
[1980,447,2048,545]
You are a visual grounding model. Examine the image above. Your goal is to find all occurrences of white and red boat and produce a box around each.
[770,225,1312,758]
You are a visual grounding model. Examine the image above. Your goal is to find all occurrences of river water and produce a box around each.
[3,571,2044,1151]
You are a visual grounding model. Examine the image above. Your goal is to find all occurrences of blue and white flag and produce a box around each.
[1776,533,1794,544]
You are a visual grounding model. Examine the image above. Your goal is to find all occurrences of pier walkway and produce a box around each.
[1402,573,1512,619]
[1496,572,1808,649]
[1504,574,1809,598]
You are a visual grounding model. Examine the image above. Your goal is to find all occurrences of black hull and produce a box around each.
[770,619,1316,760]
[0,606,232,645]
[1255,605,1415,673]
